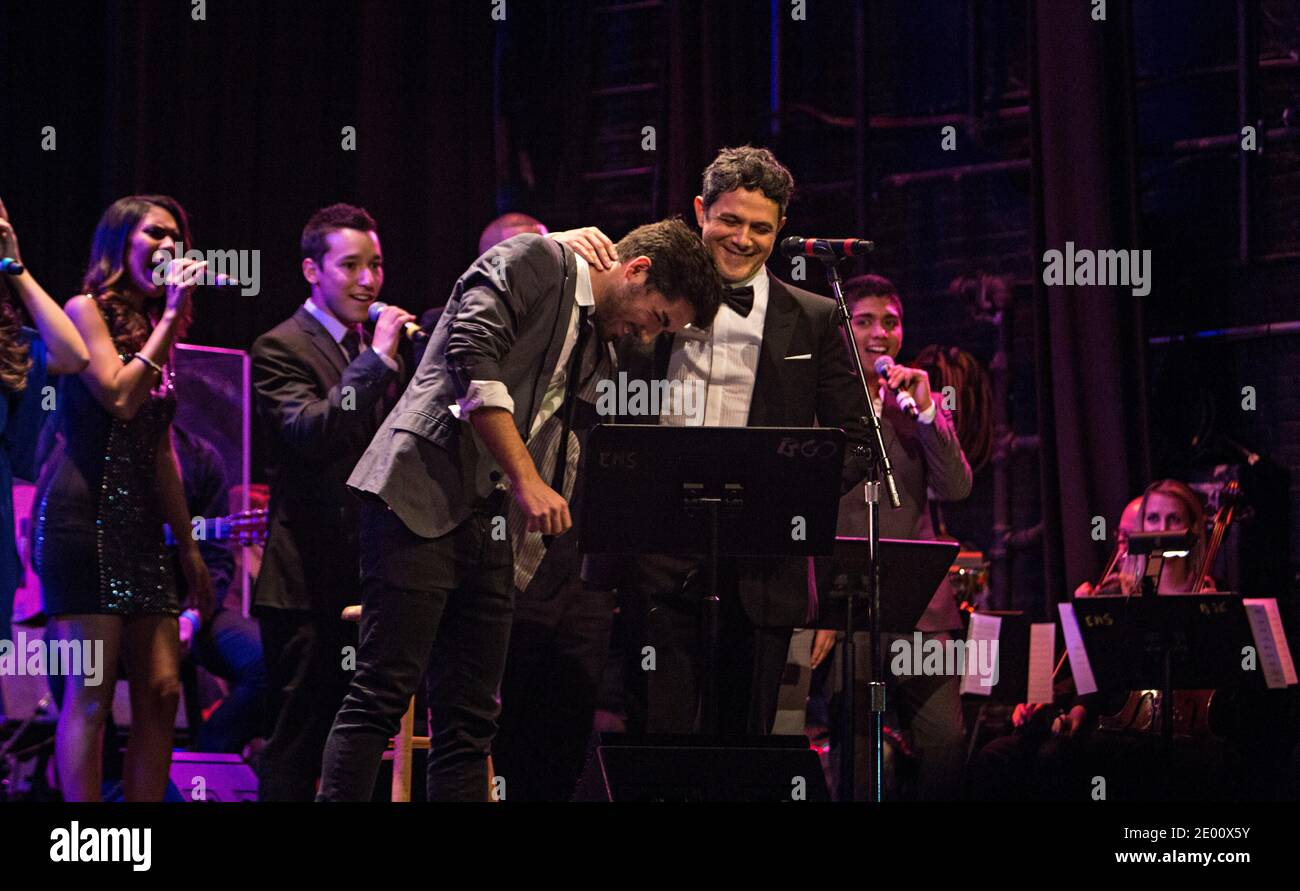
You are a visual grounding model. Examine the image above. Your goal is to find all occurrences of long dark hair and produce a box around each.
[0,281,32,393]
[82,195,193,354]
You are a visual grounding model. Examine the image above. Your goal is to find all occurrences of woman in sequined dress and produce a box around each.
[36,195,215,801]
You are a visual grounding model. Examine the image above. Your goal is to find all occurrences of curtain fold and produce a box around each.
[1029,0,1151,609]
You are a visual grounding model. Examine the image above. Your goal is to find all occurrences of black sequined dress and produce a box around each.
[35,303,180,618]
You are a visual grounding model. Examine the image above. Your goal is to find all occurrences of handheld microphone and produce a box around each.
[368,301,427,342]
[873,355,919,419]
[779,236,875,260]
[209,273,243,288]
[0,257,25,275]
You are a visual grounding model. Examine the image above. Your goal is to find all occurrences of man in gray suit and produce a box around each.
[316,219,721,801]
[815,273,973,800]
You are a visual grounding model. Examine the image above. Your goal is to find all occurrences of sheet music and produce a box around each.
[1242,598,1299,689]
[1027,623,1056,705]
[1058,603,1098,695]
[960,612,1001,696]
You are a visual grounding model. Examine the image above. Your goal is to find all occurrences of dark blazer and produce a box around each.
[618,272,872,628]
[836,398,972,631]
[348,234,577,539]
[251,306,405,617]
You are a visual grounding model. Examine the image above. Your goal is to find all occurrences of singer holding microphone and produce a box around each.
[250,203,414,800]
[35,195,216,800]
[814,273,973,801]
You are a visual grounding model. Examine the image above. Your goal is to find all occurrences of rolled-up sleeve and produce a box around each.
[451,380,515,420]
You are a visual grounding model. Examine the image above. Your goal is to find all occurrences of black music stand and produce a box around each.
[580,424,845,735]
[1070,594,1258,744]
[812,536,957,800]
[813,537,958,632]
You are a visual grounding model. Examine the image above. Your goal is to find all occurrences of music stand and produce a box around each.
[811,537,957,800]
[580,424,845,735]
[1070,594,1258,743]
[812,537,957,632]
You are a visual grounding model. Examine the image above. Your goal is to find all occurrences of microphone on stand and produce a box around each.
[779,236,875,260]
[1,257,25,275]
[873,355,919,419]
[368,301,427,341]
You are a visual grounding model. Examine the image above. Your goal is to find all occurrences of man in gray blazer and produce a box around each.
[316,219,721,801]
[818,273,973,801]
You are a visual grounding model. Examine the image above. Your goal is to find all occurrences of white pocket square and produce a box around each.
[784,353,812,360]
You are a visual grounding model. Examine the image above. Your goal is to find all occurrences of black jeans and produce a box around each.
[317,497,512,802]
[257,610,357,801]
[494,544,616,801]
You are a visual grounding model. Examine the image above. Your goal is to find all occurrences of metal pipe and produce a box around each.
[881,158,1030,188]
[1161,125,1300,155]
[854,0,869,237]
[1148,320,1300,346]
[967,0,983,125]
[1237,0,1258,263]
[770,0,781,137]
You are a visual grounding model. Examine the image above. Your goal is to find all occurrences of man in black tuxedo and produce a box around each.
[317,220,720,802]
[250,203,415,800]
[606,146,873,737]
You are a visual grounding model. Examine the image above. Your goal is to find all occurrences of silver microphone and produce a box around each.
[367,301,427,341]
[873,355,919,419]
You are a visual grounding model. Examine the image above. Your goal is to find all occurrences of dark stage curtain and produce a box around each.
[1028,0,1151,610]
[1,0,497,352]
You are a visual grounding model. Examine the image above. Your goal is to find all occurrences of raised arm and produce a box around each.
[0,201,88,375]
[64,258,204,421]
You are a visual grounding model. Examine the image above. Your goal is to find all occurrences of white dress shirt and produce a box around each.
[303,297,398,371]
[663,267,769,427]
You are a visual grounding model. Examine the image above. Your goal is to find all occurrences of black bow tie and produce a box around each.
[723,285,755,317]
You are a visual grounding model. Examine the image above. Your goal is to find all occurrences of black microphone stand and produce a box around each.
[820,259,901,803]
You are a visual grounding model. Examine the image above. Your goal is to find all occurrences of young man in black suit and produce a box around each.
[250,203,415,800]
[815,274,973,800]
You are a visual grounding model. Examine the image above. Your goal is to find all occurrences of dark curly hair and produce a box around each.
[0,283,32,393]
[615,218,723,328]
[701,146,796,218]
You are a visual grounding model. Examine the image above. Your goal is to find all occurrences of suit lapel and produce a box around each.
[529,244,577,434]
[294,306,347,381]
[748,275,797,426]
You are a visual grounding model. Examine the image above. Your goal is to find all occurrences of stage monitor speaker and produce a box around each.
[572,734,830,802]
[168,752,258,802]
